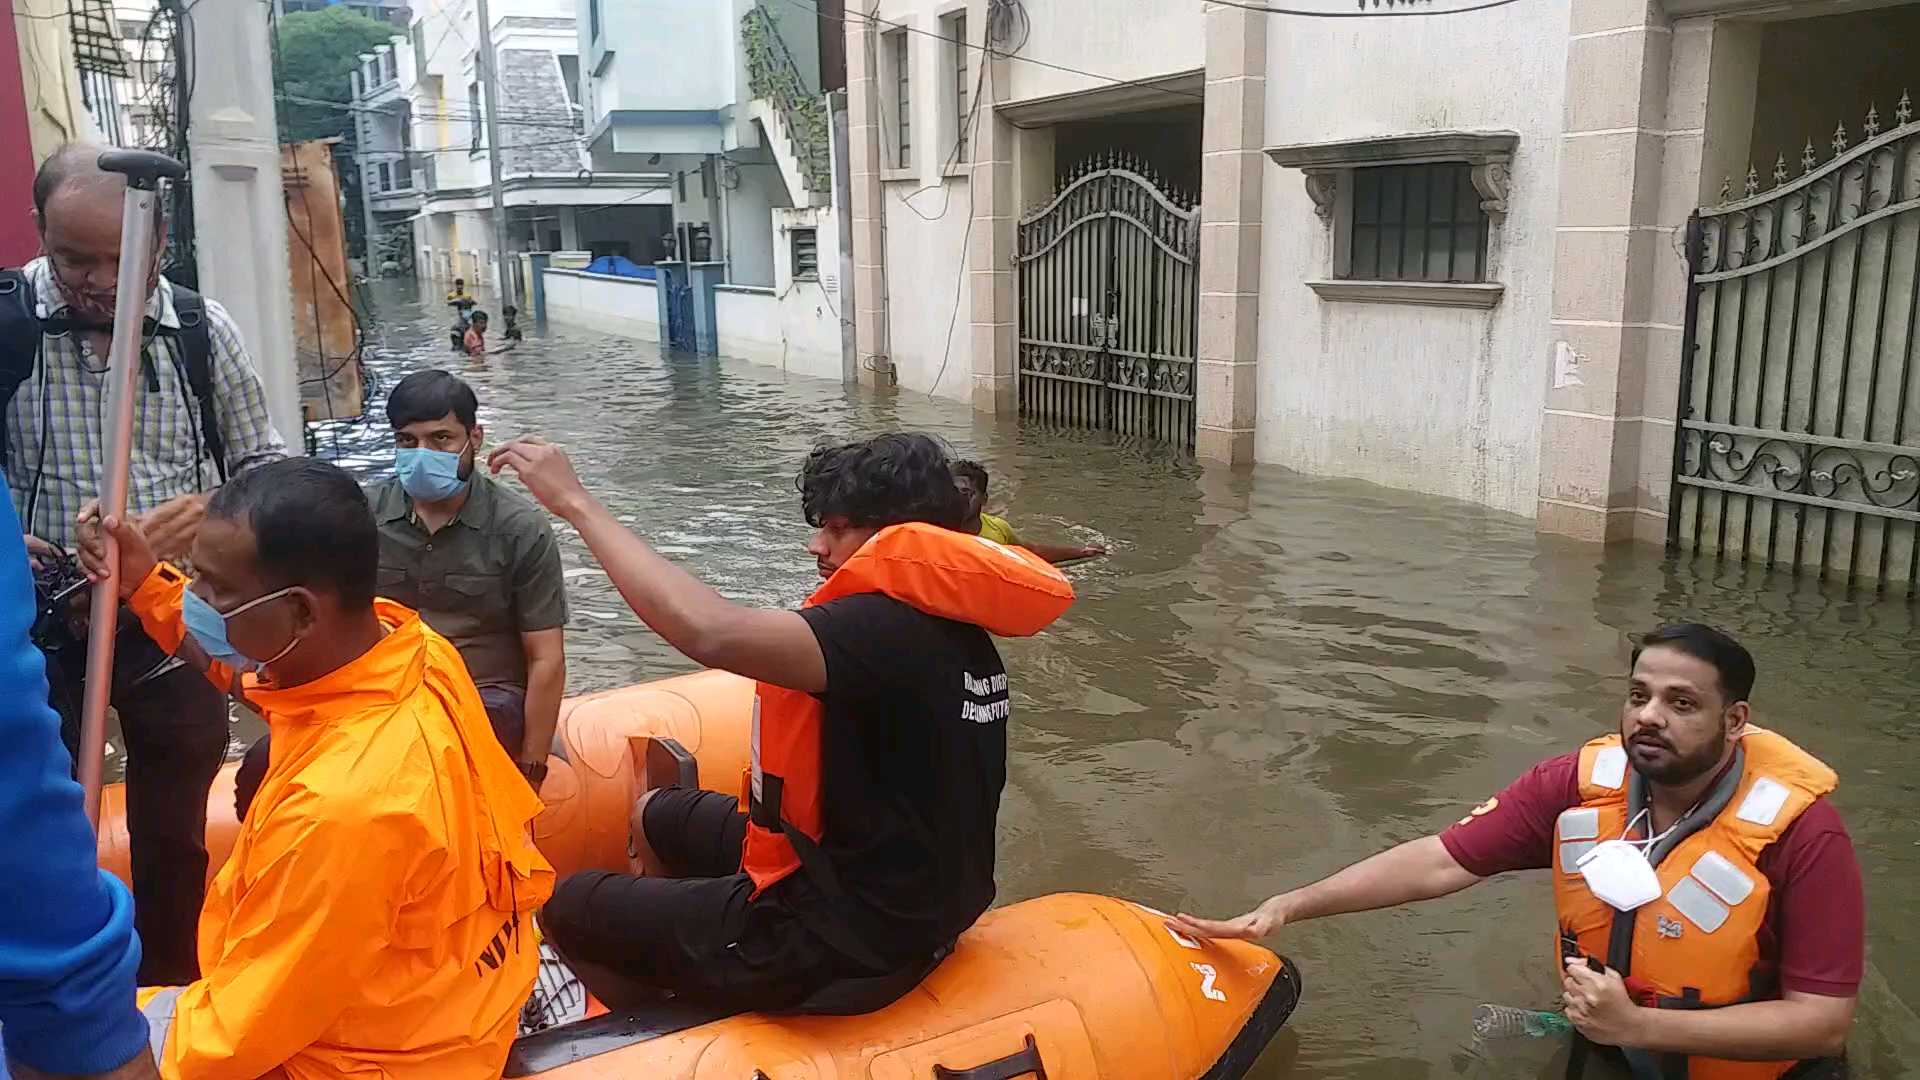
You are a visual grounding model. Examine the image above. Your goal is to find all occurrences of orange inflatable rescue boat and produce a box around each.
[98,670,1303,1078]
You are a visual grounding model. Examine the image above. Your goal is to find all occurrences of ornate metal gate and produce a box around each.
[1017,156,1199,448]
[1673,97,1920,594]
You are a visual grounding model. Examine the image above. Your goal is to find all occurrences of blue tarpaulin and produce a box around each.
[585,256,655,280]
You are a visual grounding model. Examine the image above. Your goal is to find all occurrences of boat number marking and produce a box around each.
[1190,962,1227,1002]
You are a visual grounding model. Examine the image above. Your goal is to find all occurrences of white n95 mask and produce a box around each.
[1575,839,1663,912]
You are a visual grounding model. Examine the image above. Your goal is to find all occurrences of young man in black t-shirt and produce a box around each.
[496,432,1038,1013]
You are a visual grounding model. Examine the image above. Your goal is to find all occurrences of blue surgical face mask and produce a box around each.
[182,586,300,673]
[395,443,470,501]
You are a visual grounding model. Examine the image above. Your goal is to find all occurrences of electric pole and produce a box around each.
[473,0,513,307]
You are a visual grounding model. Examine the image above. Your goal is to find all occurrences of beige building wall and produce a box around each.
[835,0,1911,546]
[14,0,101,163]
[844,0,1267,462]
[1256,0,1571,514]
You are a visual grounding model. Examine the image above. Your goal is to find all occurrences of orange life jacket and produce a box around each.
[741,523,1074,902]
[1552,727,1838,1080]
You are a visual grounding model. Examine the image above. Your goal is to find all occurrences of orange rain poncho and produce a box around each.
[128,565,554,1079]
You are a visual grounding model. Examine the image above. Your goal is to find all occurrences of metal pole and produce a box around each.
[357,151,379,274]
[473,0,513,307]
[80,149,184,827]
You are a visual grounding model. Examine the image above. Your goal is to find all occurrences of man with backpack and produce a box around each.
[1,144,287,984]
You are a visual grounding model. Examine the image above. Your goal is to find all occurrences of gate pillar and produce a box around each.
[1536,0,1683,543]
[1195,1,1267,465]
[969,4,1018,416]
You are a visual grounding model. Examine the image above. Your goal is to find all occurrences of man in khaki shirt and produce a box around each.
[234,371,567,813]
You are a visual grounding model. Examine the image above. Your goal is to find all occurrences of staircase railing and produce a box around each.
[742,5,830,195]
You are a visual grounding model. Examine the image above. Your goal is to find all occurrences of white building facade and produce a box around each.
[533,0,846,377]
[351,0,671,292]
[842,0,1920,583]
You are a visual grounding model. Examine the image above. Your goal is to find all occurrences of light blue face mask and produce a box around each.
[395,444,471,501]
[182,587,300,673]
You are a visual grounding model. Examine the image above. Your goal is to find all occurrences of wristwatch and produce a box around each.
[518,759,550,790]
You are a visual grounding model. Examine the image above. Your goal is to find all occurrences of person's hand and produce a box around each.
[137,493,208,562]
[75,506,158,600]
[489,436,595,521]
[1166,895,1289,942]
[23,532,61,572]
[1563,957,1643,1047]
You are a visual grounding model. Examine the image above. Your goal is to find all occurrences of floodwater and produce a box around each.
[297,281,1920,1074]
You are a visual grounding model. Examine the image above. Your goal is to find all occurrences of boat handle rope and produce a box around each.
[932,1033,1049,1080]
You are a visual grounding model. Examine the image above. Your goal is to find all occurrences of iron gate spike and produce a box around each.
[1744,166,1759,197]
[1898,90,1913,126]
[1771,154,1788,187]
[1832,122,1849,155]
[1801,140,1817,175]
[1863,104,1880,139]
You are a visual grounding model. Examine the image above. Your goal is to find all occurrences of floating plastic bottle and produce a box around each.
[1472,1004,1574,1039]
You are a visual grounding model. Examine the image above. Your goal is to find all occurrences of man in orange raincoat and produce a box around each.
[79,457,553,1079]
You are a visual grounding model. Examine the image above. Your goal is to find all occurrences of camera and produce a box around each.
[31,548,90,656]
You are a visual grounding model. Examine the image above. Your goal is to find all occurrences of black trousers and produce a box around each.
[51,621,229,986]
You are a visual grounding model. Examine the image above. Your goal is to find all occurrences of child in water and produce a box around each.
[447,278,477,352]
[501,305,524,343]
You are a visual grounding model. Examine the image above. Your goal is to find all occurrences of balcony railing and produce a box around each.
[742,5,829,193]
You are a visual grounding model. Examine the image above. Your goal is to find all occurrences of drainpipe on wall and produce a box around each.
[718,157,734,283]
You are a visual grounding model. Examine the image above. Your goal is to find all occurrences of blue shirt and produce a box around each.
[0,494,148,1074]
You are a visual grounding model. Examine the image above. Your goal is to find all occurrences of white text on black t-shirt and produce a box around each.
[960,671,1010,724]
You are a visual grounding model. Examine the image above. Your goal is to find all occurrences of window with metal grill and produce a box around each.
[948,13,968,163]
[468,81,482,151]
[791,228,819,278]
[1345,163,1488,283]
[889,30,910,168]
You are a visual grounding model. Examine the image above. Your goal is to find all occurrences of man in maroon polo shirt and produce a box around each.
[1171,624,1861,1076]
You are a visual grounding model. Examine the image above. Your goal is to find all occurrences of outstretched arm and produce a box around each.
[489,437,828,693]
[1010,534,1106,565]
[1169,835,1482,941]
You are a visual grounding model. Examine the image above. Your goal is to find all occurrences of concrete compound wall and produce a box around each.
[541,268,661,342]
[543,200,842,380]
[1255,0,1572,517]
[714,282,842,381]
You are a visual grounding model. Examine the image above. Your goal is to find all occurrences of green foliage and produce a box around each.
[741,6,830,192]
[273,7,401,144]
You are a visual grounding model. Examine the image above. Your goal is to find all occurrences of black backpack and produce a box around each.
[0,268,227,482]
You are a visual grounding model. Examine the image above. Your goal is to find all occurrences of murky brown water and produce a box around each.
[246,281,1920,1074]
